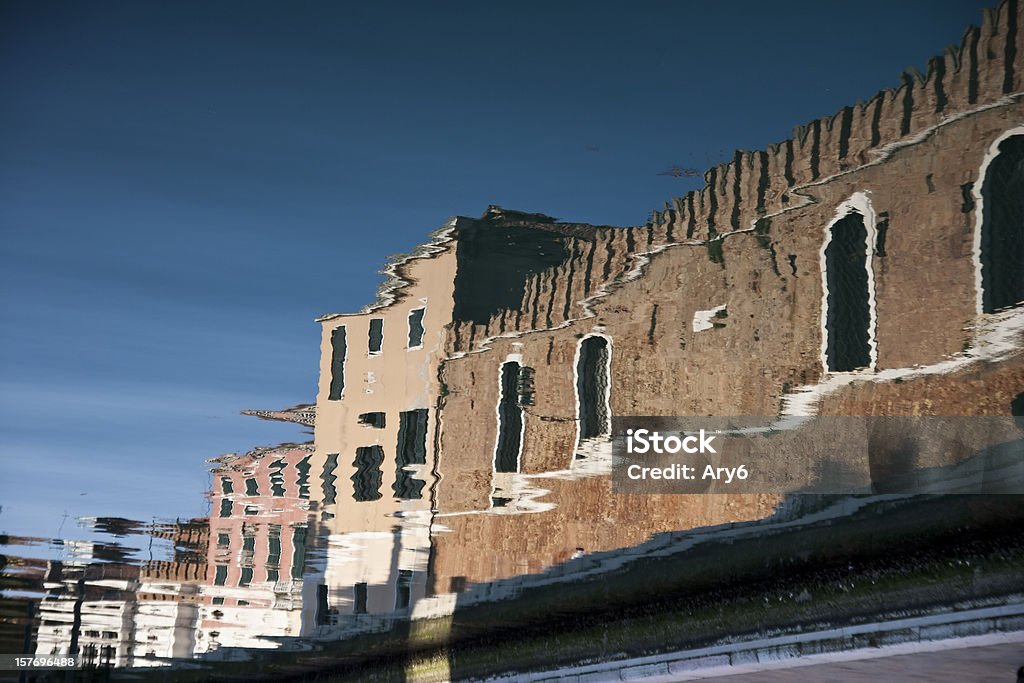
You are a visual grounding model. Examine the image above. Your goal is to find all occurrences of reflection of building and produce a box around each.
[133,521,207,664]
[17,2,1023,669]
[28,444,325,666]
[32,520,209,669]
[312,0,1024,602]
[196,445,314,654]
[307,238,454,630]
[33,543,140,668]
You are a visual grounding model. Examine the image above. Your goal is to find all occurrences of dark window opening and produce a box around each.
[239,567,253,587]
[321,454,339,506]
[495,362,523,473]
[352,446,384,502]
[576,336,611,442]
[449,576,467,594]
[267,568,279,583]
[269,459,286,497]
[296,456,311,499]
[244,478,258,497]
[291,527,307,579]
[329,326,347,401]
[220,477,233,495]
[218,499,232,518]
[824,211,872,372]
[243,505,258,516]
[214,565,227,586]
[368,318,384,354]
[358,412,386,429]
[267,525,281,567]
[353,582,368,614]
[396,569,413,610]
[408,308,425,348]
[316,584,330,625]
[980,134,1024,313]
[216,533,229,548]
[394,409,428,499]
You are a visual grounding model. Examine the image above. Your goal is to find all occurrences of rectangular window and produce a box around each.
[358,412,386,429]
[266,568,279,584]
[395,569,413,610]
[291,527,307,579]
[407,308,425,348]
[394,409,428,500]
[353,582,368,614]
[219,499,233,518]
[368,318,384,355]
[238,567,253,587]
[316,584,330,625]
[321,454,338,506]
[296,456,311,500]
[352,446,384,502]
[328,326,347,401]
[269,459,286,497]
[396,410,428,465]
[217,533,230,548]
[214,565,228,586]
[220,477,233,495]
[244,478,258,496]
[267,524,281,566]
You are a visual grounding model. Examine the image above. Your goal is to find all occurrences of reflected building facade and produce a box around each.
[308,238,453,630]
[30,521,208,668]
[311,0,1024,602]
[197,445,314,655]
[7,1,1023,671]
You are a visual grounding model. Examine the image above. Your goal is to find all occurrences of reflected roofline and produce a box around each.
[314,206,631,323]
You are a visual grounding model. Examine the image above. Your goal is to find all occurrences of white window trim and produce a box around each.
[493,356,525,474]
[407,307,426,351]
[819,192,878,375]
[972,125,1024,316]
